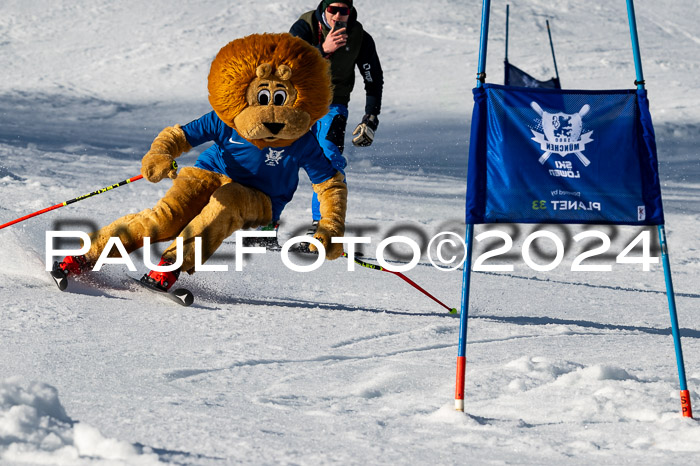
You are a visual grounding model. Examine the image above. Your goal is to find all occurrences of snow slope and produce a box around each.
[1,0,699,464]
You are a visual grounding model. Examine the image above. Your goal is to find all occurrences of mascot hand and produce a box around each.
[310,172,347,260]
[313,223,344,259]
[141,125,192,182]
[142,152,178,183]
[352,114,379,147]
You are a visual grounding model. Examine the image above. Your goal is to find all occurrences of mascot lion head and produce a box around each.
[208,33,332,149]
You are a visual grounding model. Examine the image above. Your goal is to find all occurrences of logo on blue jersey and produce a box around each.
[530,102,594,169]
[265,148,285,166]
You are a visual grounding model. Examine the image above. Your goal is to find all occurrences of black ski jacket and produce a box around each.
[290,2,383,116]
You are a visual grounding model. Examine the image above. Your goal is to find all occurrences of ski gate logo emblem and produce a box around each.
[530,102,594,169]
[265,148,285,166]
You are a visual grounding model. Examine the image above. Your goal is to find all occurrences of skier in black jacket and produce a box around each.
[290,0,384,240]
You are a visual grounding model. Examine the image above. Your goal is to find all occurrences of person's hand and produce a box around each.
[352,114,379,147]
[322,26,348,54]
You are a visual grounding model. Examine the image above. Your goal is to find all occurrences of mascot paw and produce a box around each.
[141,151,178,183]
[141,125,191,182]
[311,225,344,260]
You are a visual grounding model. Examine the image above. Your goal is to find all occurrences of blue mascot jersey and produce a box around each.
[182,111,338,220]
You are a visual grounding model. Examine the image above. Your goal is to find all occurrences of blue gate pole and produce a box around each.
[658,225,693,417]
[475,0,492,88]
[456,0,491,412]
[627,0,692,419]
[455,224,475,410]
[626,0,645,89]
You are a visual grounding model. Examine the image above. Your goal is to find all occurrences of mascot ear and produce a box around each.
[256,63,273,79]
[276,65,292,81]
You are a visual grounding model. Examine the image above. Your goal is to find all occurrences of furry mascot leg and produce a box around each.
[160,181,273,274]
[84,167,228,262]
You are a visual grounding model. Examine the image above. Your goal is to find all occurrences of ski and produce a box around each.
[50,261,194,306]
[128,275,195,307]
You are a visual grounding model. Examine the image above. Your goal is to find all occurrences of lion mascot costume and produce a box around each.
[53,33,347,293]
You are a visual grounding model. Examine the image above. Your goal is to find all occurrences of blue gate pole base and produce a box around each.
[658,225,693,418]
[455,224,475,411]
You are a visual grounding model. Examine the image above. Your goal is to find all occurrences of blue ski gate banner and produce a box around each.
[465,84,664,225]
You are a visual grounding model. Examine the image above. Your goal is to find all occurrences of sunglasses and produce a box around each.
[326,6,350,15]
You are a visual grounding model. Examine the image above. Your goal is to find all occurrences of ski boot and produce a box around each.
[140,258,180,292]
[51,255,90,291]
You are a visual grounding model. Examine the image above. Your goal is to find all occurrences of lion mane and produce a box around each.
[208,33,331,134]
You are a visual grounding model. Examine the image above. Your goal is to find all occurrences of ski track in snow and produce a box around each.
[1,0,700,464]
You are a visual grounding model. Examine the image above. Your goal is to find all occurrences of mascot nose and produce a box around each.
[263,122,285,135]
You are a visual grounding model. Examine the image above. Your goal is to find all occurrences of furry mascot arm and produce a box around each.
[141,124,192,182]
[310,171,347,260]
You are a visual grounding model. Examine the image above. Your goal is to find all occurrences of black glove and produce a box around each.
[352,114,379,147]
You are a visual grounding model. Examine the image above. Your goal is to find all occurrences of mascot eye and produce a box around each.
[273,90,287,105]
[257,89,271,105]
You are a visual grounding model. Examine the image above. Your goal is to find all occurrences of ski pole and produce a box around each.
[0,174,144,231]
[343,253,458,314]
